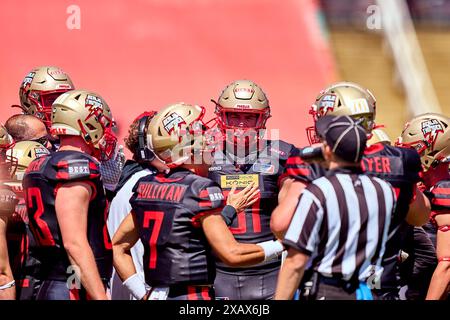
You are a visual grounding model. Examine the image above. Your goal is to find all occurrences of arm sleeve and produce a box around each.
[280,147,322,185]
[191,180,225,227]
[45,152,100,182]
[282,189,324,255]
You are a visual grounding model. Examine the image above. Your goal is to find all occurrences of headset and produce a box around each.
[136,113,156,162]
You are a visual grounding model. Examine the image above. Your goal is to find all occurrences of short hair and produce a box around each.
[4,114,46,142]
[124,116,152,161]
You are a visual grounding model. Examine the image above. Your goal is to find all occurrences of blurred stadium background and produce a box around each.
[0,0,448,152]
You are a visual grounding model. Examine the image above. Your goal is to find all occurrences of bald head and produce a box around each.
[5,114,47,142]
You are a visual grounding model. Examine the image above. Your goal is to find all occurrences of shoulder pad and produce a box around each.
[46,151,100,182]
[398,146,422,173]
[266,140,295,160]
[430,179,450,211]
[193,178,224,208]
[284,148,325,183]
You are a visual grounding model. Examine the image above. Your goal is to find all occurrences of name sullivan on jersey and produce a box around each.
[136,182,187,203]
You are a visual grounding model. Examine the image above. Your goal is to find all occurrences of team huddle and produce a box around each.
[0,66,448,300]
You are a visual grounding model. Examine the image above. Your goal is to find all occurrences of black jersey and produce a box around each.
[129,168,224,287]
[22,150,112,281]
[208,140,295,275]
[428,179,450,224]
[287,142,422,290]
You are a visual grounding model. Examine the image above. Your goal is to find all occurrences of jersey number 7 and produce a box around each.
[143,211,164,269]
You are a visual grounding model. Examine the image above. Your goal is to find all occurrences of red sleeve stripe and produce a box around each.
[433,198,450,206]
[287,156,306,165]
[191,208,222,227]
[199,201,212,208]
[56,171,70,180]
[433,188,450,195]
[89,162,100,179]
[56,160,69,169]
[286,167,311,177]
[199,190,209,198]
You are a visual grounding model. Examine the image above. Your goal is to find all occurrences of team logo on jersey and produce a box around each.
[318,94,337,115]
[21,72,36,90]
[162,112,186,134]
[252,162,275,174]
[208,166,222,172]
[421,119,444,149]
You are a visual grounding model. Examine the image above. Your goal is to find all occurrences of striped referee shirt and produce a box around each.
[283,167,396,282]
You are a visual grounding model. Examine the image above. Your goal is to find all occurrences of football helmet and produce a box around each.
[51,90,117,161]
[367,124,392,146]
[397,113,450,171]
[0,123,18,180]
[18,66,74,128]
[147,102,208,167]
[6,141,50,181]
[213,80,271,144]
[307,81,377,144]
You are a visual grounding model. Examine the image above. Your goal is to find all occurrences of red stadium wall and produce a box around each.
[0,0,336,152]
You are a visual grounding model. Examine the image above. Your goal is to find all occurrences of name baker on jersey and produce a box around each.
[136,182,187,203]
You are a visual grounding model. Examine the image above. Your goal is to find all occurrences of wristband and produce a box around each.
[257,240,284,262]
[0,280,15,290]
[123,273,147,300]
[221,205,237,226]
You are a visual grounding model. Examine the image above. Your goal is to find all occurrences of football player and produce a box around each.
[22,90,117,300]
[0,124,18,300]
[271,82,431,300]
[15,66,74,130]
[208,80,296,300]
[112,103,284,300]
[397,113,450,300]
[15,66,124,189]
[107,111,168,300]
[4,141,50,300]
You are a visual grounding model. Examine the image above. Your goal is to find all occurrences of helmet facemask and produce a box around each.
[214,102,270,147]
[25,89,71,128]
[79,111,117,162]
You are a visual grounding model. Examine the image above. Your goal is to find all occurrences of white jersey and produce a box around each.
[107,169,153,300]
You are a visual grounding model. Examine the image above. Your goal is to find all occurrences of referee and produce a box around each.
[275,115,396,300]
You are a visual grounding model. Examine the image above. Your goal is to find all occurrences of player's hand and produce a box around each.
[0,187,18,217]
[226,182,260,212]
